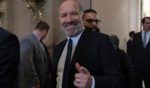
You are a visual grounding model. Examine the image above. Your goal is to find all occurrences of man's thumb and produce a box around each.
[75,62,89,74]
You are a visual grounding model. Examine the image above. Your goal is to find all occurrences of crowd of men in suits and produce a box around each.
[0,0,150,88]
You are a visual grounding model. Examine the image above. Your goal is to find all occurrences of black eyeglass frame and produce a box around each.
[85,19,101,24]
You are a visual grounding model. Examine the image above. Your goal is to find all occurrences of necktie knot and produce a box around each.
[68,38,73,47]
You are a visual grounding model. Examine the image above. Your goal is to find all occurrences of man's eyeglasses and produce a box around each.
[86,19,101,24]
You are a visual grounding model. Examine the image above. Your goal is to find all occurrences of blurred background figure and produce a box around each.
[83,9,101,32]
[18,21,51,88]
[132,17,150,88]
[0,27,20,88]
[110,35,136,88]
[127,31,135,59]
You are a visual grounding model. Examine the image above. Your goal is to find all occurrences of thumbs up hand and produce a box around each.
[74,63,92,88]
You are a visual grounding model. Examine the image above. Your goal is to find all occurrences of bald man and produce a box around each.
[51,0,123,88]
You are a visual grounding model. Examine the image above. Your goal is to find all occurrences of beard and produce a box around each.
[61,20,83,37]
[85,26,100,32]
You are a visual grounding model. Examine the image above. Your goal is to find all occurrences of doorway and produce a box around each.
[142,0,150,17]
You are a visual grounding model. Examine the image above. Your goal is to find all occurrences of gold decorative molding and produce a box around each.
[24,0,45,22]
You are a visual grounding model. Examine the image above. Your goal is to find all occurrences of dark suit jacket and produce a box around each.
[51,30,123,88]
[0,27,20,88]
[127,39,134,59]
[116,48,136,88]
[132,32,150,88]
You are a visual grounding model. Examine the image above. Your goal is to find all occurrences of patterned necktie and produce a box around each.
[62,38,73,88]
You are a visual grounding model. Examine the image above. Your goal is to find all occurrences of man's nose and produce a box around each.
[92,21,98,26]
[66,14,73,22]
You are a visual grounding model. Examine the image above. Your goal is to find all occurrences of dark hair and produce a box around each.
[129,31,135,38]
[83,9,97,19]
[83,9,97,14]
[35,21,50,31]
[141,17,150,24]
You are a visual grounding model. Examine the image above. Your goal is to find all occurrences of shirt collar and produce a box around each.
[32,31,41,41]
[142,31,150,36]
[142,31,150,39]
[67,31,83,45]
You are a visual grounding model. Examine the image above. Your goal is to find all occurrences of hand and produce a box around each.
[74,63,92,88]
[32,84,40,88]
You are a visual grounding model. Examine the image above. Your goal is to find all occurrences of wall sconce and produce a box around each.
[24,0,45,22]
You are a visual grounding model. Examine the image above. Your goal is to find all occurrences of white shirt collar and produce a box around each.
[142,31,150,37]
[142,31,150,44]
[67,31,83,45]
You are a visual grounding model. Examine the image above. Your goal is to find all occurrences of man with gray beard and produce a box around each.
[50,0,123,88]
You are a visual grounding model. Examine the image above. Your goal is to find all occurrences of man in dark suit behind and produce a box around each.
[0,27,20,88]
[83,9,101,32]
[51,0,123,88]
[109,35,136,88]
[132,17,150,88]
[127,31,135,59]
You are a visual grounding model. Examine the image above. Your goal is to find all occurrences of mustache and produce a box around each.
[63,21,78,27]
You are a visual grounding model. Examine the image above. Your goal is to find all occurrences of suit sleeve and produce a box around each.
[19,39,40,88]
[94,37,123,88]
[0,34,20,88]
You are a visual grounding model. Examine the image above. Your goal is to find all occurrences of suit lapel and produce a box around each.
[54,30,90,67]
[54,31,89,70]
[139,32,150,48]
[145,32,150,48]
[30,33,49,61]
[137,32,145,49]
[54,39,67,70]
[71,30,89,67]
[145,39,150,49]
